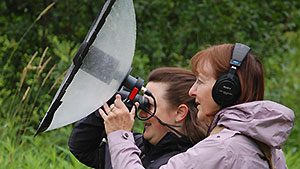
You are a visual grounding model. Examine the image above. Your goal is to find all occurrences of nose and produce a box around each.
[189,83,196,97]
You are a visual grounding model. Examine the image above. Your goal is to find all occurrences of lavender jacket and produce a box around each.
[107,101,294,169]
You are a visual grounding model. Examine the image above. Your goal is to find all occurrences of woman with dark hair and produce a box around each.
[69,67,206,169]
[99,43,294,169]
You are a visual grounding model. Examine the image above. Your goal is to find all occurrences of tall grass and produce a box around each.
[0,122,87,169]
[0,2,299,168]
[1,46,299,168]
[0,47,88,168]
[2,2,55,75]
[0,3,91,168]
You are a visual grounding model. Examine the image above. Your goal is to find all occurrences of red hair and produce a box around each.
[191,44,264,104]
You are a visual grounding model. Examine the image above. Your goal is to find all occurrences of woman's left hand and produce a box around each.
[99,94,137,134]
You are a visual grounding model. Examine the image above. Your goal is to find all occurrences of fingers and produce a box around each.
[99,102,115,120]
[129,105,135,120]
[100,94,139,120]
[103,103,110,113]
[129,102,139,120]
[114,94,127,110]
[98,96,138,134]
[134,102,140,108]
[99,108,107,121]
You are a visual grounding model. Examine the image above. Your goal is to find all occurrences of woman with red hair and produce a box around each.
[100,43,294,169]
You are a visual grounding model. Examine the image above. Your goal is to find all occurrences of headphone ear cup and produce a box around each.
[212,74,241,107]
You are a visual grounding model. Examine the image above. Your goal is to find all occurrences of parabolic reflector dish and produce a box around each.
[36,0,136,134]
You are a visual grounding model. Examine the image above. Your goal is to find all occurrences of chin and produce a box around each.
[142,131,150,139]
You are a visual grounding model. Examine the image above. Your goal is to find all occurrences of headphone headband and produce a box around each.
[212,43,251,107]
[230,43,251,67]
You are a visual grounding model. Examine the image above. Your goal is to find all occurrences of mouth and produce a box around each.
[195,101,201,110]
[144,122,152,129]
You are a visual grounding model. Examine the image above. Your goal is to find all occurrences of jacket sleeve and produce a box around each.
[108,130,144,169]
[68,110,106,168]
[274,149,287,169]
[107,130,186,169]
[107,130,234,169]
[107,129,273,169]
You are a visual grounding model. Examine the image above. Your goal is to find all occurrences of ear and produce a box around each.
[175,104,189,123]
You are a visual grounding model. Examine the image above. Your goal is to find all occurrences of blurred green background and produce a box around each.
[0,0,299,168]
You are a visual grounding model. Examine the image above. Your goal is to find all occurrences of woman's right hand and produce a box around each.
[99,94,137,134]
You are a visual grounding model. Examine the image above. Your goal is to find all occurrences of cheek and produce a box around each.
[154,105,171,120]
[148,120,165,134]
[156,112,166,119]
[201,97,219,115]
[196,88,219,116]
[148,118,160,128]
[196,85,211,98]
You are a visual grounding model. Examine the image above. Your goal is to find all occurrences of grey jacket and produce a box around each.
[107,101,294,169]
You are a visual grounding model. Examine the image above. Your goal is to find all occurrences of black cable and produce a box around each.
[152,115,186,138]
[137,101,186,138]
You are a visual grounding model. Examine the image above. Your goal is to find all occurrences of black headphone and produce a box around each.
[212,43,251,107]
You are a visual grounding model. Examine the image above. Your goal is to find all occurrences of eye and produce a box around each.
[147,98,154,111]
[148,104,154,110]
[148,97,154,106]
[196,78,203,84]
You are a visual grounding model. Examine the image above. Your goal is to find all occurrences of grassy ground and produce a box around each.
[0,116,299,169]
[1,28,299,169]
[0,117,86,169]
[0,50,299,169]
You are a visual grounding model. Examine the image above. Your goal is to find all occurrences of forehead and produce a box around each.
[195,60,215,80]
[145,82,171,107]
[192,51,216,78]
[145,82,168,100]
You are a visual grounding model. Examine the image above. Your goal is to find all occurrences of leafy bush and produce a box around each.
[264,31,300,157]
[1,0,300,168]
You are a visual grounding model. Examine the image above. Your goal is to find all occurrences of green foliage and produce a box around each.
[285,147,300,169]
[264,31,300,158]
[134,0,300,72]
[1,0,300,168]
[0,119,86,169]
[0,47,86,168]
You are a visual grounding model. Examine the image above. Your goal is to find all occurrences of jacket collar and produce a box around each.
[142,132,193,159]
[208,100,294,148]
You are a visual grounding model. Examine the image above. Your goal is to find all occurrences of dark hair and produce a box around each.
[191,44,264,104]
[148,67,206,143]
